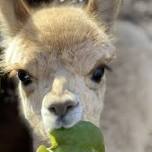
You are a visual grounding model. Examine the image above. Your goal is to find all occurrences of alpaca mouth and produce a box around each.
[56,118,72,128]
[57,115,67,124]
[55,114,80,129]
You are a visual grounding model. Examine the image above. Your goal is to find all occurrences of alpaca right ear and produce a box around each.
[84,0,122,31]
[0,0,30,37]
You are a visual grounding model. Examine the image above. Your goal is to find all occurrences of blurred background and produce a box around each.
[0,0,152,152]
[120,0,152,39]
[102,1,152,152]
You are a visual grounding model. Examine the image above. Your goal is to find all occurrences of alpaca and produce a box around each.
[2,0,152,152]
[0,0,117,149]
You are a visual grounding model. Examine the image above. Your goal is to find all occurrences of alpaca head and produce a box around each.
[0,0,118,142]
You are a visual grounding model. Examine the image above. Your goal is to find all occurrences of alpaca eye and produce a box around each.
[17,70,32,86]
[91,67,105,83]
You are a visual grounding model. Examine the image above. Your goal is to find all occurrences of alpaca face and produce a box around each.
[17,45,107,132]
[0,0,115,143]
[15,39,112,137]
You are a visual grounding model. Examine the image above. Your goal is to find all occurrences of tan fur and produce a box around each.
[1,4,112,71]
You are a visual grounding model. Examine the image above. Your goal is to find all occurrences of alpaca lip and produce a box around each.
[57,115,67,125]
[57,115,64,122]
[56,116,73,128]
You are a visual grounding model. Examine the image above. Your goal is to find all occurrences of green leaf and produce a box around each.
[37,121,105,152]
[36,145,48,152]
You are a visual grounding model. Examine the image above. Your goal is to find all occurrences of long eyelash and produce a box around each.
[96,64,112,72]
[87,64,113,76]
[18,69,31,76]
[17,69,37,80]
[104,65,113,72]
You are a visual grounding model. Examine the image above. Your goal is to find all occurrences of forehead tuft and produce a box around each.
[22,6,108,51]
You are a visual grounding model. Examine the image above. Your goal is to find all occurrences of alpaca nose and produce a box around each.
[48,101,77,116]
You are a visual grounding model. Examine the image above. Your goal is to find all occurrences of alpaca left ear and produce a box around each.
[0,0,30,37]
[14,0,30,23]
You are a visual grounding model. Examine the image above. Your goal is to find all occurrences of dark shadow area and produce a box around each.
[26,0,53,6]
[0,74,33,152]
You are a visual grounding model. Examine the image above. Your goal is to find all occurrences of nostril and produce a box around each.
[66,105,74,111]
[66,102,78,112]
[48,106,56,114]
